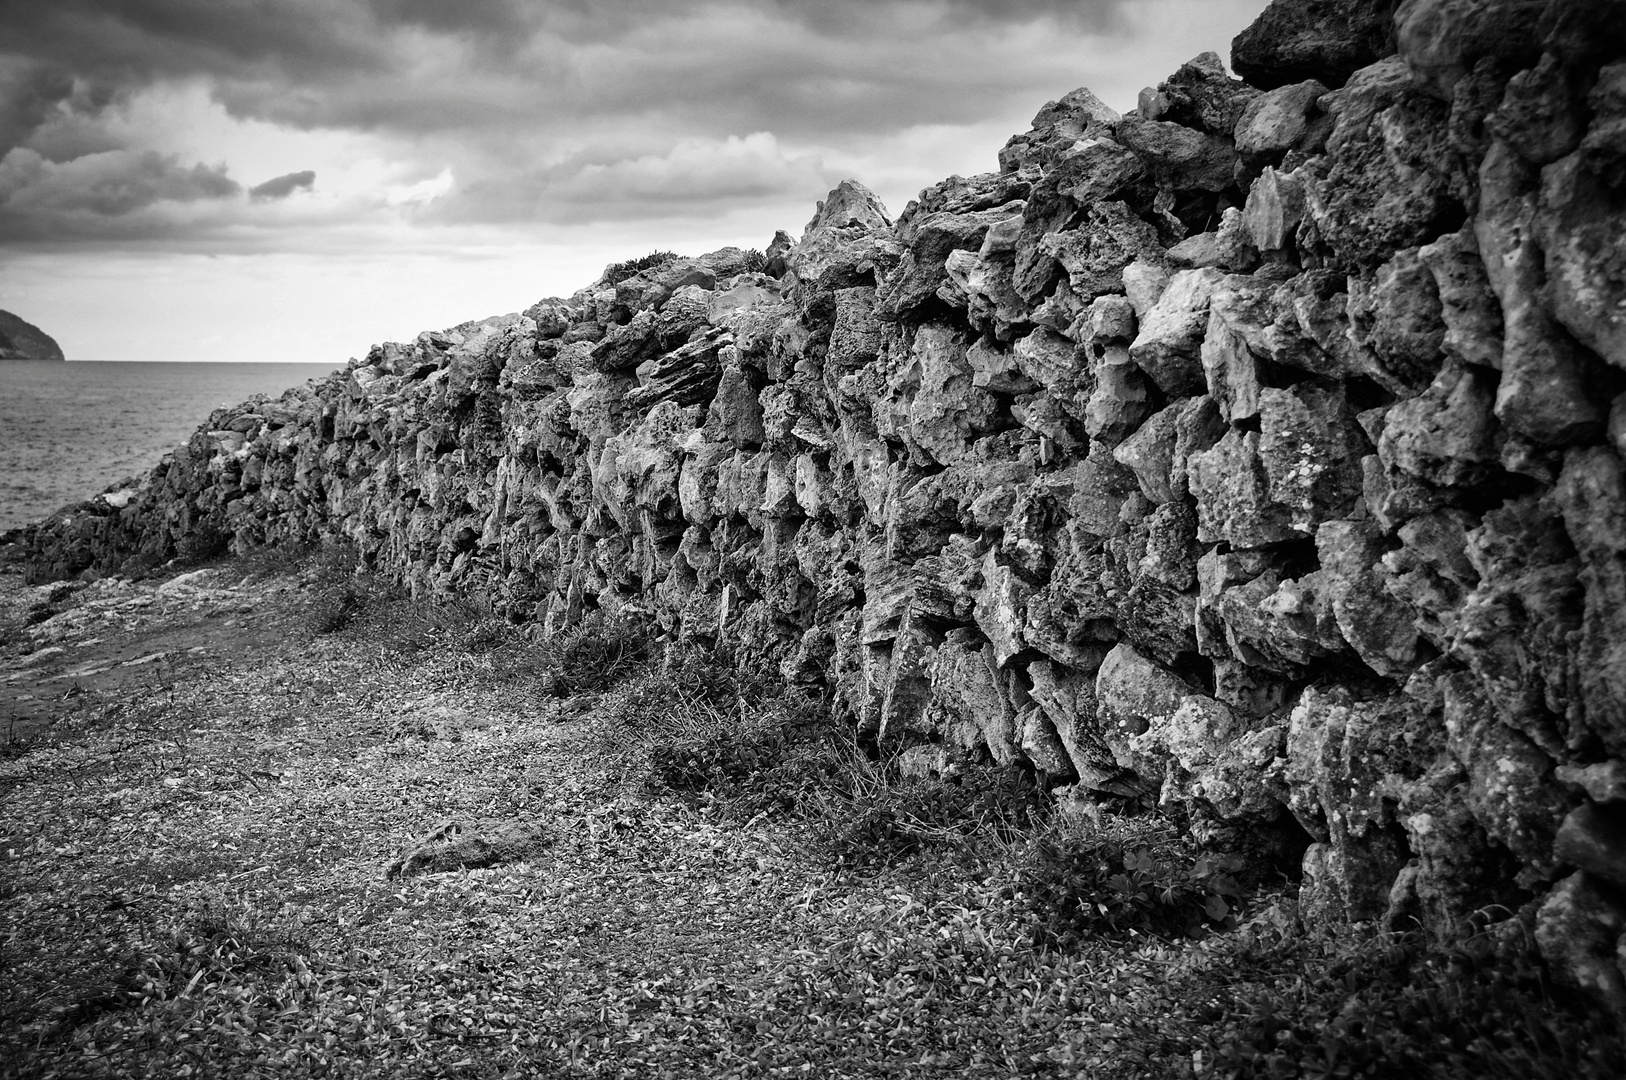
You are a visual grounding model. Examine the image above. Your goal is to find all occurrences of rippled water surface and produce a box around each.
[0,361,339,531]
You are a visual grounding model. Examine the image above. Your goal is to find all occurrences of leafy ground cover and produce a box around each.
[1,548,1622,1079]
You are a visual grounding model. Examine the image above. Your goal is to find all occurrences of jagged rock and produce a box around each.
[1027,658,1136,794]
[1286,688,1425,922]
[1145,52,1262,136]
[1167,209,1260,272]
[1231,0,1400,90]
[958,215,1029,335]
[787,180,900,295]
[1201,275,1272,422]
[1211,565,1345,672]
[1441,670,1572,879]
[1243,167,1308,254]
[615,258,718,316]
[1536,872,1626,1015]
[924,629,1020,760]
[1304,58,1464,268]
[708,278,780,327]
[1418,227,1505,369]
[1487,51,1593,165]
[1553,447,1626,755]
[1557,761,1626,804]
[1395,0,1547,101]
[1012,140,1149,302]
[1257,383,1369,534]
[1378,507,1482,644]
[827,288,882,373]
[1121,259,1174,319]
[1394,759,1527,936]
[1375,360,1502,488]
[626,330,729,412]
[1555,802,1626,890]
[1083,342,1153,447]
[705,362,766,450]
[1537,145,1626,373]
[1115,115,1239,193]
[1319,519,1424,677]
[999,87,1121,174]
[877,323,999,466]
[1113,397,1199,503]
[1190,429,1296,549]
[1036,201,1163,304]
[1235,79,1332,160]
[1130,268,1226,395]
[877,202,1024,320]
[1579,60,1626,185]
[1476,142,1606,443]
[1347,248,1449,391]
[1452,494,1585,752]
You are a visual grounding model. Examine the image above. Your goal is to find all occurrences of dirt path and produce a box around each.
[0,561,1136,1078]
[1,563,311,745]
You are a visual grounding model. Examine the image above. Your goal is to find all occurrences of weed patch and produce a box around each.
[603,250,679,286]
[535,612,654,696]
[1017,823,1246,945]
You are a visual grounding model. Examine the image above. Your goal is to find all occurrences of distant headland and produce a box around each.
[0,310,65,361]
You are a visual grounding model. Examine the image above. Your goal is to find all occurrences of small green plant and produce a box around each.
[173,524,231,566]
[819,761,1052,873]
[538,611,655,695]
[1016,824,1245,945]
[1189,927,1626,1080]
[300,542,389,635]
[603,250,680,286]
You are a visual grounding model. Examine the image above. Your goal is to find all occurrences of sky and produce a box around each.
[0,0,1271,364]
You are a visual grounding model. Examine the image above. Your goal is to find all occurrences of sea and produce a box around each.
[0,360,341,532]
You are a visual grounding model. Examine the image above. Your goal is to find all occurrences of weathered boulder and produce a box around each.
[1231,0,1400,90]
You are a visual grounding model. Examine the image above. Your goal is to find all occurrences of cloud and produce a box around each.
[0,0,1273,250]
[0,147,238,213]
[518,133,832,222]
[248,168,314,200]
[0,147,242,240]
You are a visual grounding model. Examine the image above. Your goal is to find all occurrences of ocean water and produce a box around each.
[0,360,340,532]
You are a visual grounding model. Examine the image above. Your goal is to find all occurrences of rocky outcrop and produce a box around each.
[11,0,1626,1013]
[0,310,65,362]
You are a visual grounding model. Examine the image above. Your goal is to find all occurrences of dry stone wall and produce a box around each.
[13,0,1626,1010]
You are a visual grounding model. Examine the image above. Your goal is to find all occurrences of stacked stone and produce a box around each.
[12,0,1626,1011]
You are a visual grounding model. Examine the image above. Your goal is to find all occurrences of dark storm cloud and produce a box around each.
[0,149,239,215]
[0,0,1182,243]
[0,0,1129,136]
[0,147,242,241]
[0,58,76,157]
[249,169,316,200]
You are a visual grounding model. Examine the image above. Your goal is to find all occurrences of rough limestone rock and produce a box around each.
[13,1,1626,1016]
[1231,0,1400,90]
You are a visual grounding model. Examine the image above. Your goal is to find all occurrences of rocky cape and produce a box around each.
[0,310,65,362]
[10,0,1626,1014]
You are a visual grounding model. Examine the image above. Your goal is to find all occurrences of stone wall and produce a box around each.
[12,0,1626,1009]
